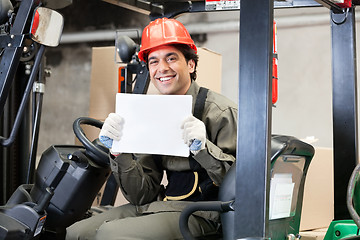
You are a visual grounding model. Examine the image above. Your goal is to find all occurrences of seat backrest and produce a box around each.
[219,135,315,240]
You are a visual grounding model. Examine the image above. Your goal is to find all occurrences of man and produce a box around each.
[66,17,237,240]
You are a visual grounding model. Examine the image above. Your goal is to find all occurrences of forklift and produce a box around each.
[100,0,360,238]
[0,0,359,239]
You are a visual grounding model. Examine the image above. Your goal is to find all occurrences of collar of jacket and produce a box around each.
[185,81,201,112]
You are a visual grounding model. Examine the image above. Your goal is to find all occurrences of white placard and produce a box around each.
[269,173,294,220]
[205,0,240,11]
[112,93,192,157]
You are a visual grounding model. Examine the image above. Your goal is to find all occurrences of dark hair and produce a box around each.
[173,44,199,81]
[144,43,199,81]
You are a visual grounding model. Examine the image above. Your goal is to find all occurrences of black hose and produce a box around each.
[26,90,43,184]
[26,58,45,184]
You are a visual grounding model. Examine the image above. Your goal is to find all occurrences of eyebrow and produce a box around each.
[148,52,179,62]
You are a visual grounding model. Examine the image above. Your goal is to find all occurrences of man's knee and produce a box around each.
[65,204,138,240]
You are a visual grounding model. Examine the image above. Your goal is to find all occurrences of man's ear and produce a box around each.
[188,59,195,73]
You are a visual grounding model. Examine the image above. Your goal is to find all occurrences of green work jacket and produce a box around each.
[109,81,237,222]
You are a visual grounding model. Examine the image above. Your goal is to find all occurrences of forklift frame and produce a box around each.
[0,0,356,238]
[100,0,359,238]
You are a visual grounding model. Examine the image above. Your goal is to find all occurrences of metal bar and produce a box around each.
[104,0,324,16]
[0,0,38,116]
[0,48,24,116]
[26,59,45,184]
[0,45,45,147]
[17,64,32,185]
[131,63,150,94]
[11,0,36,34]
[0,97,10,204]
[26,89,42,183]
[157,0,322,19]
[235,0,273,239]
[274,0,322,8]
[102,0,163,15]
[331,7,358,220]
[0,35,25,48]
[314,0,343,12]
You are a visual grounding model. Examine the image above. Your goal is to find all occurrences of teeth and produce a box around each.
[159,77,172,82]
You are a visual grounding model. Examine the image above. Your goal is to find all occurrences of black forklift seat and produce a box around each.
[0,145,110,239]
[180,135,315,240]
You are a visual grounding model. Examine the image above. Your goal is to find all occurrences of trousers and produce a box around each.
[65,203,218,240]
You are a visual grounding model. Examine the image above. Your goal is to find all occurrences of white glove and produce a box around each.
[181,115,206,155]
[99,113,124,155]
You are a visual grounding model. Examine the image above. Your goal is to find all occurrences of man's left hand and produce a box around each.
[181,115,206,154]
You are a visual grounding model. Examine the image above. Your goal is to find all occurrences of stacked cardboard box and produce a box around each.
[300,147,334,231]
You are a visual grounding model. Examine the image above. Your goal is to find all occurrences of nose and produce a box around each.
[158,59,170,72]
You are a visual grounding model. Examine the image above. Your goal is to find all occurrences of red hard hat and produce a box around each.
[138,18,197,62]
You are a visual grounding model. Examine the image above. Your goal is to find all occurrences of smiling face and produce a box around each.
[147,45,195,95]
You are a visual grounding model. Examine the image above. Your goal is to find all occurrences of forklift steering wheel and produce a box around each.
[73,117,109,167]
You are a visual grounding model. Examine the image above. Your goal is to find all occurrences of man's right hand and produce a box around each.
[99,113,124,155]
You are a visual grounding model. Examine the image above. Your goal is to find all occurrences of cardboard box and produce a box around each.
[88,47,119,120]
[196,47,222,93]
[300,147,334,231]
[300,228,328,240]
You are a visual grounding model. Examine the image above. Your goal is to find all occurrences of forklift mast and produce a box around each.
[0,0,68,204]
[0,0,358,238]
[101,0,360,238]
